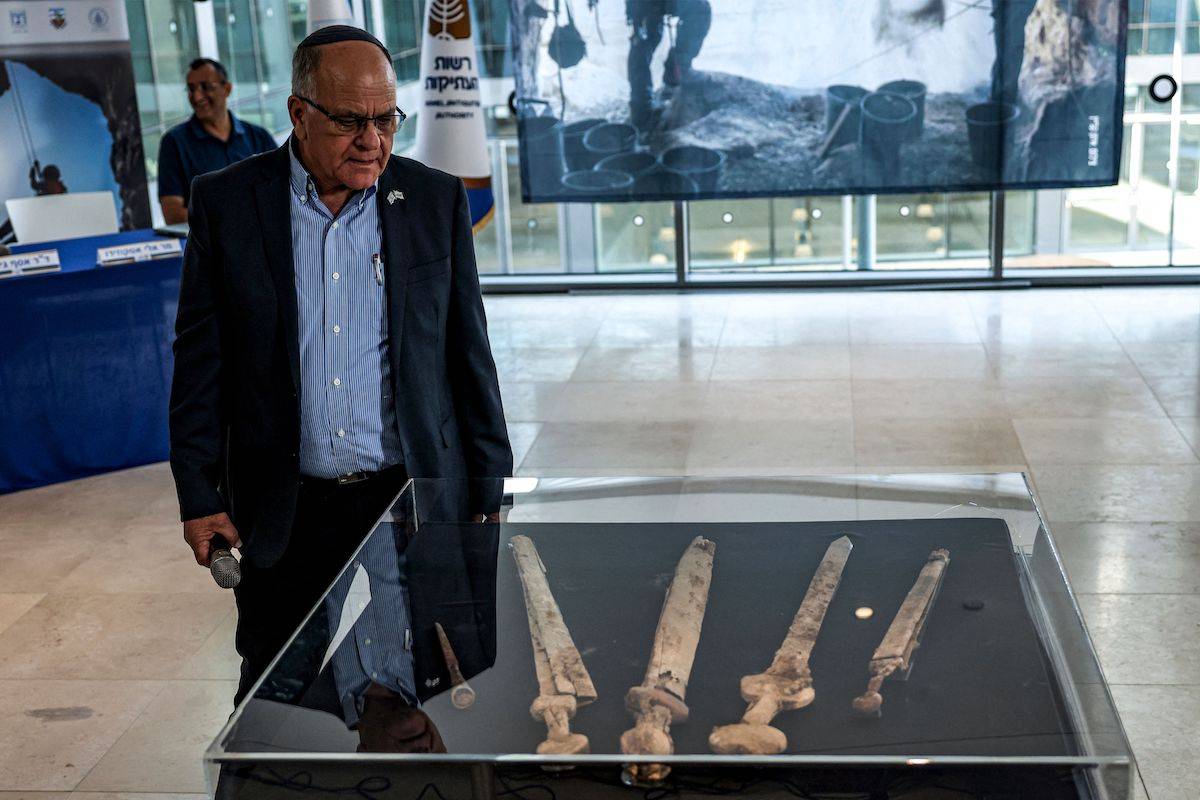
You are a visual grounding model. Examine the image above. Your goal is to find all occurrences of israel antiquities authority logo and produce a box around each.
[48,6,66,28]
[427,0,470,40]
[9,9,28,31]
[88,6,109,30]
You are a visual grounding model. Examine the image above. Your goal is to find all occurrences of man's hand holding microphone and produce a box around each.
[184,511,243,588]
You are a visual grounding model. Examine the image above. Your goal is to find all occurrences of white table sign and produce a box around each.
[0,249,62,277]
[97,239,183,266]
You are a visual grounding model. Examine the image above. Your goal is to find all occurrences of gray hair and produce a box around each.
[291,45,321,98]
[291,42,396,99]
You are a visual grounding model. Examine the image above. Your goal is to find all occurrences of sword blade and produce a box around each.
[642,536,716,701]
[511,535,597,703]
[873,548,950,663]
[771,535,853,668]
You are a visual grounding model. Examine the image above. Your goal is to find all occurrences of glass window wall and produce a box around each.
[126,0,202,181]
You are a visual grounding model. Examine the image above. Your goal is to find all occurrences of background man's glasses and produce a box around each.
[186,81,226,95]
[296,96,406,135]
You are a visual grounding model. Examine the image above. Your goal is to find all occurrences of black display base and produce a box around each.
[214,761,1097,800]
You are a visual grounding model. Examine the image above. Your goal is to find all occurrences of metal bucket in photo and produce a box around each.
[582,122,639,162]
[562,118,606,171]
[660,145,726,193]
[965,101,1020,175]
[860,92,917,171]
[824,85,868,150]
[877,79,926,141]
[596,151,658,179]
[632,168,698,196]
[519,115,565,196]
[562,169,635,196]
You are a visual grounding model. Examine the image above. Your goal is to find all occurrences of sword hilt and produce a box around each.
[531,693,589,755]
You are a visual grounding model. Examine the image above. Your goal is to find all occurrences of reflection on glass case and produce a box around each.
[207,475,1134,800]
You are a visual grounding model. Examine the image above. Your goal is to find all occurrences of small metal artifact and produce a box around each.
[852,548,950,717]
[510,535,597,755]
[434,622,476,709]
[709,535,853,754]
[620,536,716,785]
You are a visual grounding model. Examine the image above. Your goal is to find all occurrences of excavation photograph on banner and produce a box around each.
[0,0,150,242]
[509,0,1127,203]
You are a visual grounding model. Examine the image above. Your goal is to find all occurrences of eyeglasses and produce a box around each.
[296,95,406,135]
[186,81,226,95]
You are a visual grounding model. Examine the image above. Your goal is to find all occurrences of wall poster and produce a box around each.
[509,0,1127,203]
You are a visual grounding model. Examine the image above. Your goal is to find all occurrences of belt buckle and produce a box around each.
[336,471,370,485]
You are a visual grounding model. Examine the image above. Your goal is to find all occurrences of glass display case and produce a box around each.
[206,474,1134,800]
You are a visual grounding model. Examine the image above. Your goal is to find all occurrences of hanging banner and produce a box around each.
[508,0,1126,203]
[413,0,494,232]
[0,0,150,240]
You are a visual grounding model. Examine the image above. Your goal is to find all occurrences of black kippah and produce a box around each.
[297,25,391,60]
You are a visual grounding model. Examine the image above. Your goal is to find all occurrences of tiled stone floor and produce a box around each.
[4,286,1200,798]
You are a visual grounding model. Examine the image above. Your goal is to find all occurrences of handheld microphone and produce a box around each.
[210,534,241,588]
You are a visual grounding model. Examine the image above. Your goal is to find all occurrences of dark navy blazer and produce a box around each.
[168,143,512,567]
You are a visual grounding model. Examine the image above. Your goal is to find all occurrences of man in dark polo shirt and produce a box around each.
[157,58,277,224]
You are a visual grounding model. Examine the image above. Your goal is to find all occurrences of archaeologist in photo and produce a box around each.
[621,0,712,130]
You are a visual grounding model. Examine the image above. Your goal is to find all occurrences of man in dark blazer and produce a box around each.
[168,25,512,705]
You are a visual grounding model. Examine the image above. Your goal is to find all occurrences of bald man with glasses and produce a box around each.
[168,26,512,704]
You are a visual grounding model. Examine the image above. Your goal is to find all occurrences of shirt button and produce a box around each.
[364,638,372,646]
[332,272,340,281]
[337,428,345,438]
[332,377,341,387]
[331,221,339,230]
[333,324,341,334]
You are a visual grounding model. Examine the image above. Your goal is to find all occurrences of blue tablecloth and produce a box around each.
[0,230,181,493]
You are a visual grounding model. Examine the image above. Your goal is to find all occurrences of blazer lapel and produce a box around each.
[378,158,413,377]
[254,145,300,394]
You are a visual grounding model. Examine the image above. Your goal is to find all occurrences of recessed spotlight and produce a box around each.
[526,219,537,230]
[1149,74,1178,104]
[633,215,645,227]
[811,208,822,219]
[899,205,911,217]
[722,212,734,224]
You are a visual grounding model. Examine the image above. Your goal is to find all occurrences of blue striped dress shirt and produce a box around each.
[288,145,403,479]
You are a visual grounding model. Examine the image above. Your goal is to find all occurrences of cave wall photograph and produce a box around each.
[0,0,151,235]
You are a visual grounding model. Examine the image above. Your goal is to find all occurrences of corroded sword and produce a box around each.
[709,535,853,754]
[511,535,597,755]
[852,548,950,717]
[621,536,716,784]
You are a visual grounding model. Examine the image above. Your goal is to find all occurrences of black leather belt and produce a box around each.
[300,464,406,489]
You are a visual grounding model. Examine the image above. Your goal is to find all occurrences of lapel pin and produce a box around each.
[387,190,405,205]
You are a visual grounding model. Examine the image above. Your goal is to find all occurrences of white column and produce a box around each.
[840,195,853,270]
[369,0,386,44]
[194,0,218,59]
[307,0,355,32]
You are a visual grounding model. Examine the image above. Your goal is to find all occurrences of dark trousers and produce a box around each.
[231,465,408,706]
